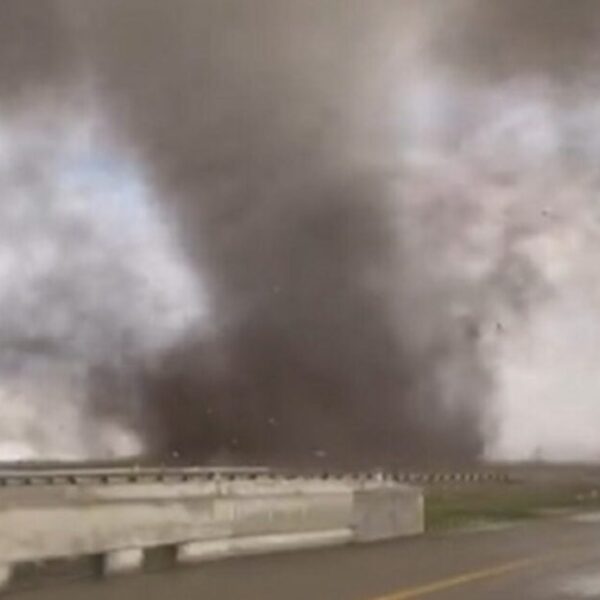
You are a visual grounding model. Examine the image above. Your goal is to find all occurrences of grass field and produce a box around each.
[425,479,600,531]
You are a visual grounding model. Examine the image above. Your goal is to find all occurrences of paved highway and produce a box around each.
[10,513,600,599]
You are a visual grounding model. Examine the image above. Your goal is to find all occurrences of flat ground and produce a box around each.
[426,477,600,530]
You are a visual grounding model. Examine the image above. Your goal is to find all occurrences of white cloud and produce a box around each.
[0,108,207,460]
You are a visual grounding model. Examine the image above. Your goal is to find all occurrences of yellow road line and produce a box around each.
[370,557,539,600]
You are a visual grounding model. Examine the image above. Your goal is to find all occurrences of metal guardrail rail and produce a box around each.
[0,467,511,486]
[0,466,270,486]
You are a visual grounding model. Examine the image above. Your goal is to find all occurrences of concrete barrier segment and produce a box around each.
[103,548,144,576]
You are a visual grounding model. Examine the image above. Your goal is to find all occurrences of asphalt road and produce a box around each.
[9,513,600,600]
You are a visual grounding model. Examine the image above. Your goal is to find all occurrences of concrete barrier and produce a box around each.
[352,482,424,542]
[103,548,144,575]
[0,475,423,588]
[177,529,354,564]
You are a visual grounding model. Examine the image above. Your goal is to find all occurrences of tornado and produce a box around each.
[2,0,597,466]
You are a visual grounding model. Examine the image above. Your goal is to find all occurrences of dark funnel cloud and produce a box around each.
[0,0,495,465]
[70,0,486,466]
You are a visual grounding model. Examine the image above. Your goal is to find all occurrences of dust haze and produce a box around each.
[0,1,598,464]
